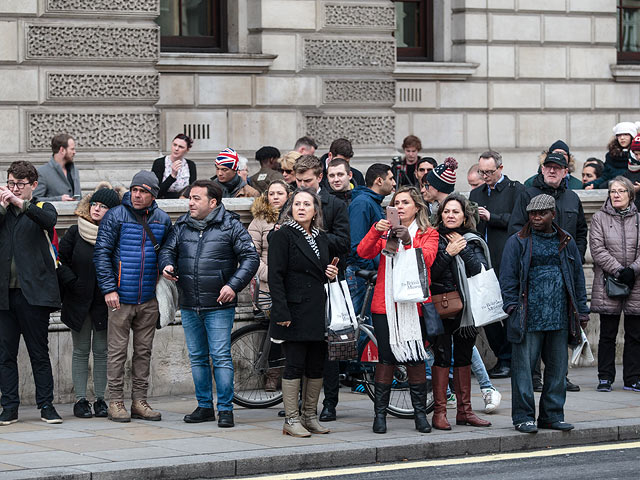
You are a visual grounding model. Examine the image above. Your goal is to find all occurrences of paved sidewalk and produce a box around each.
[0,366,639,480]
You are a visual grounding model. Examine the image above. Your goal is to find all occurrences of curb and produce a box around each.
[3,419,639,480]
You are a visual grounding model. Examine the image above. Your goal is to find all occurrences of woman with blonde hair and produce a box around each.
[358,186,439,434]
[279,151,302,190]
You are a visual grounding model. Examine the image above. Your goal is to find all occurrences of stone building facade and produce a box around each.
[1,1,636,187]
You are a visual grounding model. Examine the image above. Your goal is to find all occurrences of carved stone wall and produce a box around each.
[47,73,159,102]
[324,3,395,29]
[27,112,159,151]
[303,38,395,69]
[323,79,395,104]
[26,25,159,61]
[305,114,395,146]
[45,0,158,13]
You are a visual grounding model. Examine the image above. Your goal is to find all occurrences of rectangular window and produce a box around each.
[394,0,433,61]
[157,0,226,53]
[618,0,640,62]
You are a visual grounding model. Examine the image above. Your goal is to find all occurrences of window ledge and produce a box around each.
[610,64,640,82]
[394,61,479,80]
[156,52,277,74]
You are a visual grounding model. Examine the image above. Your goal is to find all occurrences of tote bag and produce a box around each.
[392,247,429,303]
[325,278,357,331]
[468,265,508,327]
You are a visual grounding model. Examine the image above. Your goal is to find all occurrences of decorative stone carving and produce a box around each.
[305,115,395,146]
[26,25,158,61]
[47,73,159,102]
[46,0,157,13]
[324,3,395,29]
[303,39,395,69]
[27,112,159,150]
[323,80,395,104]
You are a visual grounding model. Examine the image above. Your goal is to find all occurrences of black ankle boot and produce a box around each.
[373,382,392,434]
[409,382,432,433]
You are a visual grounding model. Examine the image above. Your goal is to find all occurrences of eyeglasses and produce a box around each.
[7,181,31,190]
[478,169,497,177]
[90,202,109,210]
[610,189,629,196]
[282,169,293,174]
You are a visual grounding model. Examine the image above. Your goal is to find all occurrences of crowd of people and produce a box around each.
[0,126,639,439]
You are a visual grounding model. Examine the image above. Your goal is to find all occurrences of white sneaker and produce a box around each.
[446,393,457,409]
[482,387,501,413]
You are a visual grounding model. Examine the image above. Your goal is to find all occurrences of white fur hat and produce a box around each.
[613,122,638,137]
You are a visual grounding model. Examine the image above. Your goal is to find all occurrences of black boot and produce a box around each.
[409,382,432,433]
[373,382,392,434]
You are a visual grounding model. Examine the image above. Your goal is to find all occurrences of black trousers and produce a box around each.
[432,315,476,368]
[0,289,55,410]
[281,341,326,380]
[322,358,340,408]
[598,313,640,385]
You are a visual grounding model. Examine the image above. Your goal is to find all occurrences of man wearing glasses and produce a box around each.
[0,161,63,425]
[469,151,524,380]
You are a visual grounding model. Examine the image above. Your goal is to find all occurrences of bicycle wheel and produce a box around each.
[361,341,434,419]
[231,323,283,408]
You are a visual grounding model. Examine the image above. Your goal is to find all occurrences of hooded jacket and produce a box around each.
[589,199,640,315]
[94,192,172,305]
[159,204,259,310]
[508,173,588,262]
[248,195,280,292]
[347,186,386,271]
[499,222,589,346]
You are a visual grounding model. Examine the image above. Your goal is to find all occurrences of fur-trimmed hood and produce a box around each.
[250,194,280,223]
[74,181,126,223]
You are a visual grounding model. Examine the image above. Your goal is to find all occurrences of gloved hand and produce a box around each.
[579,313,590,329]
[617,267,635,287]
[392,225,411,245]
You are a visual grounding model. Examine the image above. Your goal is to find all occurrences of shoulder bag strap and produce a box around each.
[127,207,160,253]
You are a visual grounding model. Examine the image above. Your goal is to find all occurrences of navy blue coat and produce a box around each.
[158,204,259,310]
[499,222,589,346]
[94,192,172,305]
[347,186,385,271]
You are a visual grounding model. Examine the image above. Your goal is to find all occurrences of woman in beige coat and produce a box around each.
[247,180,291,391]
[590,176,640,393]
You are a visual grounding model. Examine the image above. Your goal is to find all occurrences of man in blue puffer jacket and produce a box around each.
[159,180,259,428]
[94,171,171,423]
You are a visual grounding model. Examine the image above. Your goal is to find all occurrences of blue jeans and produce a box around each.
[181,308,235,411]
[511,329,567,425]
[346,265,373,352]
[471,346,492,391]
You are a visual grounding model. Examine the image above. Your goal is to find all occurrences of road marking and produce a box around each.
[228,440,640,480]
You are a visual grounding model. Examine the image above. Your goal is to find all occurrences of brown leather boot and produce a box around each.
[431,366,451,430]
[131,400,162,421]
[107,401,131,423]
[453,366,491,427]
[264,367,282,392]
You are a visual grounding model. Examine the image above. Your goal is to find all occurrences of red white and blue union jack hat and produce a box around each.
[215,148,239,170]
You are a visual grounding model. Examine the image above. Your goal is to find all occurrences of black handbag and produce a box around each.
[327,327,358,361]
[421,302,444,337]
[605,275,630,298]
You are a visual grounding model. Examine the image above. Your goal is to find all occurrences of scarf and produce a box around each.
[163,156,190,193]
[383,220,427,362]
[214,173,244,198]
[629,151,640,173]
[285,220,320,258]
[186,206,219,231]
[78,216,99,245]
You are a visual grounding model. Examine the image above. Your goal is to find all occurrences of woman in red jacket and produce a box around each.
[357,186,439,434]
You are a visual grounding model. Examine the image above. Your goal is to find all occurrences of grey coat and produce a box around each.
[33,157,81,201]
[589,199,640,315]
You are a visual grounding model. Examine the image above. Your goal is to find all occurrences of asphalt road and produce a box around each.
[231,442,640,480]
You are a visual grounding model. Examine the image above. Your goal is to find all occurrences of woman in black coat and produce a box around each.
[58,185,122,419]
[430,193,491,431]
[268,188,338,438]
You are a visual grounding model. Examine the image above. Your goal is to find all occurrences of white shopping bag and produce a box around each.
[156,276,179,328]
[468,265,508,327]
[325,279,357,331]
[392,248,429,303]
[571,327,595,367]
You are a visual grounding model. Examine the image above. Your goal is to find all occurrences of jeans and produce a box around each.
[181,308,235,411]
[71,315,108,400]
[0,289,55,410]
[345,265,370,319]
[471,345,493,390]
[598,314,640,385]
[511,329,568,425]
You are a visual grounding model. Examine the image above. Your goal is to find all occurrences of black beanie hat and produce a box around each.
[425,157,458,194]
[548,140,570,156]
[90,188,121,209]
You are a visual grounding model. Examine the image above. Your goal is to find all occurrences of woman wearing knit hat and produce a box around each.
[421,157,458,221]
[585,122,639,190]
[57,183,124,418]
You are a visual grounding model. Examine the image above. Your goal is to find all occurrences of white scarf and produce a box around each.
[77,217,99,245]
[383,220,427,362]
[163,155,190,193]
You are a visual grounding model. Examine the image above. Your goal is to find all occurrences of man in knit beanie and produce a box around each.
[210,148,259,198]
[420,157,458,220]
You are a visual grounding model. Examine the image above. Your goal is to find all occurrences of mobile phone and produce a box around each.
[331,257,339,266]
[168,269,178,278]
[72,194,81,200]
[386,206,400,227]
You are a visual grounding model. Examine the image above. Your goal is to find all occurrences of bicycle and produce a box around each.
[352,269,434,419]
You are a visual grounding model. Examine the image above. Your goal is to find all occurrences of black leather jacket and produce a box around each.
[430,232,488,296]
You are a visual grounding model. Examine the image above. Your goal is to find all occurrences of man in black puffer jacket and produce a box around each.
[159,180,258,429]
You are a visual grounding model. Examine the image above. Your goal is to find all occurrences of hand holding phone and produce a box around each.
[386,206,400,228]
[331,257,339,266]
